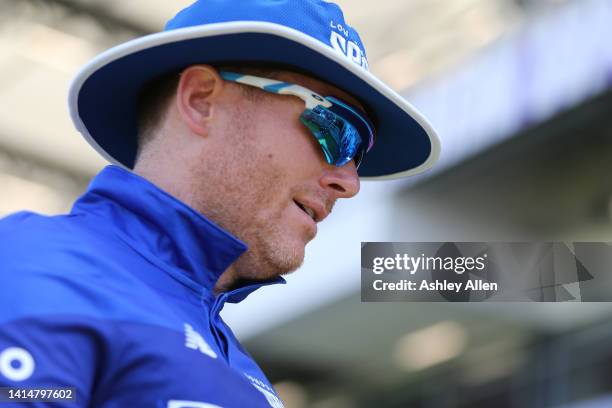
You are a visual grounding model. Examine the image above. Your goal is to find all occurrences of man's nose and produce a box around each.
[319,161,360,199]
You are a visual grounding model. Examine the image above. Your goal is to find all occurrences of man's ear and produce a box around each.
[175,65,224,137]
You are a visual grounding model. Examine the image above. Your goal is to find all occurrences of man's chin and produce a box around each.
[266,246,305,276]
[234,238,305,281]
[260,238,306,277]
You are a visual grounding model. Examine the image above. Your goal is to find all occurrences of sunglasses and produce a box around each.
[219,71,375,169]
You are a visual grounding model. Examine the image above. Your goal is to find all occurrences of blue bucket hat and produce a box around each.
[69,0,440,180]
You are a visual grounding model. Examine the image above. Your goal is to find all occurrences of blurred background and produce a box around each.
[1,0,612,407]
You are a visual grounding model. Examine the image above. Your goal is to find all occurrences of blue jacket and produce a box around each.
[0,165,286,407]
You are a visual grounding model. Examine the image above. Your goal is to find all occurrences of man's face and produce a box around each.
[186,69,362,281]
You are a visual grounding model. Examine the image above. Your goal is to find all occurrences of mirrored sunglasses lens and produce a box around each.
[300,107,363,168]
[324,96,375,155]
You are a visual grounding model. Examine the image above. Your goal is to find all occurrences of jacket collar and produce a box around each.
[71,165,285,298]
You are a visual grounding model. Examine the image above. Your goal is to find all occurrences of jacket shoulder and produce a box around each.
[0,211,185,332]
[0,211,126,322]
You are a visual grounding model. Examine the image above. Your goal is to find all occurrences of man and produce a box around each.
[0,0,439,407]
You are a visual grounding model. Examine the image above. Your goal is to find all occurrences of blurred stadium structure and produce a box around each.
[1,0,612,407]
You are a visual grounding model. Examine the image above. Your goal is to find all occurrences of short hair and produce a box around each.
[136,71,181,154]
[135,64,282,160]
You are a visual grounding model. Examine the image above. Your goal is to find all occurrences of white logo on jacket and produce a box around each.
[245,374,285,408]
[184,323,217,359]
[0,347,35,381]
